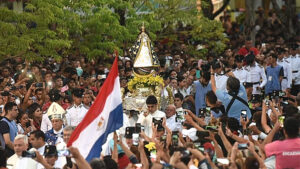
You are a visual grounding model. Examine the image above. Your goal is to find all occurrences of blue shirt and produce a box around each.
[265,65,283,94]
[216,85,251,121]
[194,81,211,116]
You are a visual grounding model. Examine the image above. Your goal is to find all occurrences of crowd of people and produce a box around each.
[1,7,300,169]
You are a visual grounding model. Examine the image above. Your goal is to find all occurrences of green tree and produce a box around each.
[0,0,73,61]
[0,0,227,61]
[190,16,228,58]
[138,0,228,58]
[0,0,162,61]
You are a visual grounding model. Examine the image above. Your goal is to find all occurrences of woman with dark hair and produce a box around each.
[27,103,42,130]
[16,110,32,135]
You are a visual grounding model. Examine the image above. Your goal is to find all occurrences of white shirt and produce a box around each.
[233,67,248,83]
[7,154,20,169]
[287,54,300,84]
[166,114,182,132]
[66,104,89,127]
[15,146,46,169]
[214,73,228,91]
[277,59,292,89]
[245,62,267,94]
[137,110,166,137]
[15,157,38,169]
[37,144,46,155]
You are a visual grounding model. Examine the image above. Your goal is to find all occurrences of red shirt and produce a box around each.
[265,138,300,169]
[238,47,259,56]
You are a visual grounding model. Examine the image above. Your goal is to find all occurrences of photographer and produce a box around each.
[211,72,251,122]
[16,111,33,135]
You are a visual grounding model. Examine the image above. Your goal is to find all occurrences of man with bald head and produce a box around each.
[165,104,182,131]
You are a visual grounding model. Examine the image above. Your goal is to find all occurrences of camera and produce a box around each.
[279,91,286,97]
[222,123,227,133]
[238,143,248,150]
[278,115,285,127]
[22,151,36,158]
[160,135,167,144]
[66,156,73,168]
[198,108,206,118]
[125,127,135,137]
[172,131,179,147]
[25,121,31,128]
[132,133,139,146]
[35,83,43,88]
[199,108,209,118]
[175,110,186,123]
[265,99,270,106]
[152,118,163,129]
[241,110,247,121]
[135,123,144,133]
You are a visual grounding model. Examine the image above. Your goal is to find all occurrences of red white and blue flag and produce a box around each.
[67,56,123,161]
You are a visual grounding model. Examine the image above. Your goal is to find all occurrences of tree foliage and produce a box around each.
[0,0,227,61]
[201,0,231,20]
[0,0,72,61]
[140,0,228,58]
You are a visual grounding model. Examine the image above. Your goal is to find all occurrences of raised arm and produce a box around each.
[259,67,267,88]
[185,109,206,126]
[138,141,149,169]
[217,123,232,153]
[248,141,267,169]
[262,121,280,147]
[184,114,205,131]
[261,101,272,133]
[210,67,217,93]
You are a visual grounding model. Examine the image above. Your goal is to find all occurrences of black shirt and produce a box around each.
[0,117,15,158]
[0,117,10,135]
